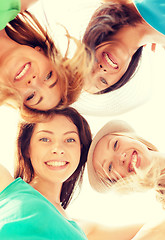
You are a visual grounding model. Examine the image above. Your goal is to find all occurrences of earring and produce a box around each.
[35,46,41,52]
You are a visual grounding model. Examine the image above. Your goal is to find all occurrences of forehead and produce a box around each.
[96,133,115,146]
[33,115,78,134]
[92,134,115,164]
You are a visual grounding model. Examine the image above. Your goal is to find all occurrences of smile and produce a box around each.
[103,52,118,69]
[128,151,140,172]
[45,161,68,167]
[14,62,31,81]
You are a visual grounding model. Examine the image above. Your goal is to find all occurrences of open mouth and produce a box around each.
[103,52,118,69]
[45,160,68,168]
[14,62,31,81]
[128,151,140,172]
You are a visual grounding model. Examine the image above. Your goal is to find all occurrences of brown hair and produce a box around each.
[1,11,91,119]
[14,107,92,209]
[83,2,144,93]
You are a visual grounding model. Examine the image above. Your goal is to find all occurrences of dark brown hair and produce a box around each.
[15,107,92,209]
[83,2,144,93]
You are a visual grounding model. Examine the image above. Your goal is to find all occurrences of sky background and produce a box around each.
[1,0,165,228]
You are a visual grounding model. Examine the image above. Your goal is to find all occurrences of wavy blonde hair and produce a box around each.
[97,131,165,209]
[1,11,93,121]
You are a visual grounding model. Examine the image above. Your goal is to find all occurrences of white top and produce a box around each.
[71,46,154,116]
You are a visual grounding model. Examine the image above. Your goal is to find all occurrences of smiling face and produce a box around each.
[0,43,62,111]
[29,114,81,184]
[83,25,141,94]
[92,134,153,184]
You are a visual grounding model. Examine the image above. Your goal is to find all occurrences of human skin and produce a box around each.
[29,114,81,214]
[0,115,164,239]
[0,0,62,111]
[83,0,165,94]
[20,0,38,11]
[92,134,154,182]
[0,34,62,110]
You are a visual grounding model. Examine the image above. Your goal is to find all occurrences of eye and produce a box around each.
[109,163,112,172]
[66,138,76,143]
[114,140,118,150]
[39,137,50,142]
[26,92,35,101]
[100,77,108,85]
[109,178,117,184]
[45,71,53,80]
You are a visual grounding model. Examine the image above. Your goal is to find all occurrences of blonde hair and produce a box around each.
[1,11,93,121]
[97,131,165,209]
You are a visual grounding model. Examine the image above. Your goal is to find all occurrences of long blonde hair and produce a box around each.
[98,132,165,209]
[1,11,93,121]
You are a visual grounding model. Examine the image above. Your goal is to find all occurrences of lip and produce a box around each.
[128,151,141,172]
[102,52,119,70]
[44,160,69,170]
[14,62,31,82]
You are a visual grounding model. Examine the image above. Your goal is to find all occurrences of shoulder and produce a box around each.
[0,164,14,192]
[0,0,21,30]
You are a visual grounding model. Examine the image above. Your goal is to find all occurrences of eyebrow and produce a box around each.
[49,78,58,88]
[107,137,112,150]
[31,97,43,106]
[64,131,79,136]
[36,130,79,135]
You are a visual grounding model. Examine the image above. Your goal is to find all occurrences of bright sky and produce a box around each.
[1,0,165,228]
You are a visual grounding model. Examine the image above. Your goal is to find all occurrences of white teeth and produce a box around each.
[46,161,67,167]
[15,63,30,80]
[131,154,137,170]
[104,53,118,69]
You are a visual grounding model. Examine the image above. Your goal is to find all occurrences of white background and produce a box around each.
[1,0,165,227]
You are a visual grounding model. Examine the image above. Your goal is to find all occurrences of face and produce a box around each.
[93,134,153,184]
[29,115,81,184]
[0,43,61,110]
[83,27,136,94]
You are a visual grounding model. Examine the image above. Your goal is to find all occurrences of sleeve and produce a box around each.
[133,0,165,35]
[0,0,21,30]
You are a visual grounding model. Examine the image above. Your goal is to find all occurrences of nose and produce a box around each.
[119,152,127,165]
[26,75,38,86]
[51,143,64,155]
[99,64,107,72]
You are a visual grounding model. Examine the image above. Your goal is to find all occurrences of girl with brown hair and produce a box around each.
[0,107,143,239]
[82,0,165,94]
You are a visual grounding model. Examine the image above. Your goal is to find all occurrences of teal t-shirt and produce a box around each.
[133,0,165,35]
[0,0,20,30]
[0,178,87,240]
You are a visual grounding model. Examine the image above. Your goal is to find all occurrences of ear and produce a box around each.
[34,46,44,53]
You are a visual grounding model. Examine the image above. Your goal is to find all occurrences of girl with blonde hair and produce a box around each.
[87,119,165,209]
[0,0,91,121]
[0,107,144,239]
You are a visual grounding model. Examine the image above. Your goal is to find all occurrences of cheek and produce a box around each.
[93,144,104,169]
[29,143,43,163]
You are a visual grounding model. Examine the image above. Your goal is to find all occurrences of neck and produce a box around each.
[0,29,7,38]
[151,151,165,172]
[111,22,165,56]
[30,177,62,206]
[141,21,165,46]
[0,30,17,58]
[30,178,70,218]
